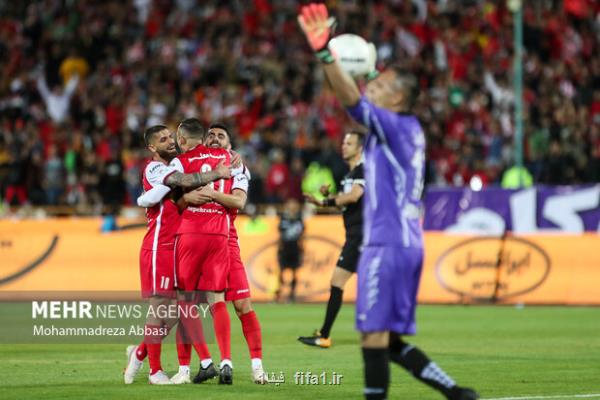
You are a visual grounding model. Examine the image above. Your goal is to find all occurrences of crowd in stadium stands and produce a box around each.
[0,0,599,210]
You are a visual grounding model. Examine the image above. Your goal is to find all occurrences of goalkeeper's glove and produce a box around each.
[366,42,379,80]
[298,3,336,64]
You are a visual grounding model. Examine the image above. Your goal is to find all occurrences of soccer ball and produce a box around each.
[328,34,377,78]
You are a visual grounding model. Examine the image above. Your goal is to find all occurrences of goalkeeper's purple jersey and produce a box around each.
[347,96,425,248]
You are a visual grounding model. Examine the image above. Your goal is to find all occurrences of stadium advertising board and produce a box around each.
[0,216,598,305]
[434,236,551,302]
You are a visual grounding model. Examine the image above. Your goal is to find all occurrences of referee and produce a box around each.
[298,131,364,348]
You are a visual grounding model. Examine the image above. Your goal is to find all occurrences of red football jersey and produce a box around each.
[228,210,239,242]
[169,144,233,237]
[141,160,181,250]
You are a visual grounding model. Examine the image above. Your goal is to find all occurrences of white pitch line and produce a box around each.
[484,394,600,400]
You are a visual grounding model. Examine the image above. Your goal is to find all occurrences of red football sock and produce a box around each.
[178,301,211,360]
[211,301,231,361]
[175,321,192,366]
[144,324,163,375]
[239,310,262,359]
[136,342,147,361]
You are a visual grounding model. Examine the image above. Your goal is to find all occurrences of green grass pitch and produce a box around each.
[1,304,599,400]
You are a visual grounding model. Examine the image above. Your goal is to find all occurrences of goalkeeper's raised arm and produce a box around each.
[297,3,361,107]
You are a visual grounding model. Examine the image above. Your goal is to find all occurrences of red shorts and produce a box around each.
[139,247,176,298]
[225,238,251,302]
[174,233,230,292]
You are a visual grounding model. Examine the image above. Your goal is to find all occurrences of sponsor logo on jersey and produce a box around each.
[187,207,224,214]
[148,163,163,174]
[187,153,227,162]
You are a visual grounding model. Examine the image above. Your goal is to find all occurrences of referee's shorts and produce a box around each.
[336,234,362,273]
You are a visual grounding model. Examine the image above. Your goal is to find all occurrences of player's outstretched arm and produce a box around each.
[197,186,248,210]
[137,185,171,208]
[173,188,211,213]
[165,160,231,189]
[230,150,242,169]
[298,3,360,107]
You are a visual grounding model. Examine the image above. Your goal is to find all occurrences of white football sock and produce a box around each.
[178,365,190,374]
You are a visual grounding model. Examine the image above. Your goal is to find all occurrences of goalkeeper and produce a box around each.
[298,4,479,400]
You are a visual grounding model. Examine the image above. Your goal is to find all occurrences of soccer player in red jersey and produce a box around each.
[169,118,239,385]
[124,125,231,385]
[135,122,268,384]
[194,123,268,384]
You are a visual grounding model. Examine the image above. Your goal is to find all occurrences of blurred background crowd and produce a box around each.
[0,0,599,213]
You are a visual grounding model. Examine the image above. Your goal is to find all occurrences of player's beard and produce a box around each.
[158,149,176,162]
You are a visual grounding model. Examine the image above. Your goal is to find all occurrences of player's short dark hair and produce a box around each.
[207,122,236,147]
[390,65,419,110]
[346,130,365,147]
[144,125,168,146]
[178,118,204,139]
[208,122,230,139]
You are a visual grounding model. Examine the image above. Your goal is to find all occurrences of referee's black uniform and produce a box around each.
[337,162,364,273]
